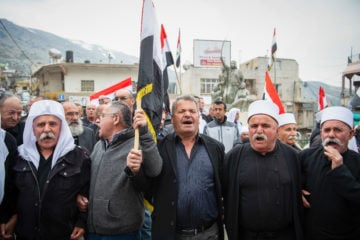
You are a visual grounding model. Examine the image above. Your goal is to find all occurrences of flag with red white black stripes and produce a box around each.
[136,0,164,139]
[176,28,181,68]
[318,86,328,111]
[263,71,285,114]
[89,77,132,105]
[268,28,277,71]
[160,24,174,113]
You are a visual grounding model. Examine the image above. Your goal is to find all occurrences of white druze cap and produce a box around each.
[247,100,279,123]
[315,110,323,123]
[241,125,249,134]
[320,106,353,129]
[278,113,297,127]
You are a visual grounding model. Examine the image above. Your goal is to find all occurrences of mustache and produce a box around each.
[288,135,297,140]
[252,133,268,141]
[322,138,343,147]
[39,132,55,140]
[69,121,79,126]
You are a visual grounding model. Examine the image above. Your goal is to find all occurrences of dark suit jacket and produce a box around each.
[151,133,225,240]
[77,126,97,154]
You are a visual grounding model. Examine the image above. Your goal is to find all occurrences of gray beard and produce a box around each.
[69,119,84,137]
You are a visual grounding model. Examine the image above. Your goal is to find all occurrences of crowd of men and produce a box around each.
[0,91,360,240]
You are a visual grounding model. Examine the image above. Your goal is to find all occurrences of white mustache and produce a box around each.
[322,138,343,147]
[252,133,268,141]
[288,135,297,140]
[69,121,79,126]
[39,132,55,140]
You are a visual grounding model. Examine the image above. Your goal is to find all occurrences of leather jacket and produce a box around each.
[9,146,91,240]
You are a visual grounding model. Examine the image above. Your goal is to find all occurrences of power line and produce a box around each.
[0,19,34,66]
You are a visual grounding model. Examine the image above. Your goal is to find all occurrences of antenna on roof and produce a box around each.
[108,52,115,63]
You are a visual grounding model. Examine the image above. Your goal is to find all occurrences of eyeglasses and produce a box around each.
[114,96,131,101]
[100,113,116,119]
[4,110,22,117]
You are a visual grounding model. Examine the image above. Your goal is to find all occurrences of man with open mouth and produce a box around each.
[224,100,303,240]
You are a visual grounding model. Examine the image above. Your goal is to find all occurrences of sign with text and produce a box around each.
[69,96,90,106]
[193,39,231,68]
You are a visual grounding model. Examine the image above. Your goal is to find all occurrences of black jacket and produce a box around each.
[0,131,18,222]
[76,126,97,154]
[6,121,25,146]
[300,147,360,239]
[223,141,304,240]
[150,132,225,240]
[6,146,91,240]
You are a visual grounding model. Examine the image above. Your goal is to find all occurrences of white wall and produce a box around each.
[64,65,138,93]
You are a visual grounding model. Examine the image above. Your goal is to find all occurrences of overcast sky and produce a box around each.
[1,0,360,87]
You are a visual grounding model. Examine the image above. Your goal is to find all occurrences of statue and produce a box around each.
[234,71,249,100]
[212,67,226,101]
[212,57,251,109]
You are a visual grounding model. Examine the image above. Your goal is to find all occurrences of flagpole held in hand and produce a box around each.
[134,98,141,150]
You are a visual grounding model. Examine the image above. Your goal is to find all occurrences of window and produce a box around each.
[81,80,94,92]
[200,78,219,94]
[275,83,282,97]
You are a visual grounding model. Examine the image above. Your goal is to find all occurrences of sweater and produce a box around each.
[87,127,162,235]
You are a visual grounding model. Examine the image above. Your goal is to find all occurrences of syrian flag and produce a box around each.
[89,77,132,105]
[268,28,277,71]
[160,24,174,114]
[175,28,181,68]
[137,0,163,140]
[263,71,285,114]
[318,86,328,111]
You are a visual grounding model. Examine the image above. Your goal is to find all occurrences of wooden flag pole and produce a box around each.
[134,98,141,150]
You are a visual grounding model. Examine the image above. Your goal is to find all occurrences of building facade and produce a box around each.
[31,63,139,103]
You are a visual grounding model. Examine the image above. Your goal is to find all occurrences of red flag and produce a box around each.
[318,86,328,111]
[160,24,174,113]
[176,28,181,68]
[137,0,163,140]
[263,71,285,114]
[268,28,277,71]
[89,77,132,105]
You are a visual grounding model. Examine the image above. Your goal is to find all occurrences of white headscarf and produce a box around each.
[18,100,75,169]
[227,108,242,134]
[227,108,240,123]
[0,129,8,204]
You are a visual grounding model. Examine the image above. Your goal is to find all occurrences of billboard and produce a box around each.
[193,39,231,68]
[69,96,90,106]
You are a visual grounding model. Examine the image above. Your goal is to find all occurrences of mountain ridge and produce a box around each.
[0,18,138,74]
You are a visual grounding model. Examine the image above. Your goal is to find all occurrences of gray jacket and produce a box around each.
[77,126,97,154]
[203,116,240,153]
[87,126,162,235]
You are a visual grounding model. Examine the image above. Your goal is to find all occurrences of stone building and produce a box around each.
[240,57,314,131]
